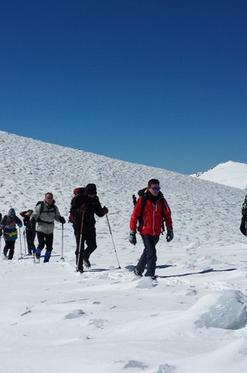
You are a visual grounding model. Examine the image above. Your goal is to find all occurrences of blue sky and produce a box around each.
[0,0,246,174]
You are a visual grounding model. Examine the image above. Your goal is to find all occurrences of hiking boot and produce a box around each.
[134,267,142,277]
[35,247,41,259]
[83,258,91,268]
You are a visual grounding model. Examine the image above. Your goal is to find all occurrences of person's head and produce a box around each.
[44,192,54,205]
[85,183,97,198]
[148,178,161,196]
[8,208,16,217]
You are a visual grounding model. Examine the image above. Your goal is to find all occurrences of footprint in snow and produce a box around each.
[124,360,148,370]
[64,309,86,319]
[156,364,176,373]
[89,318,107,329]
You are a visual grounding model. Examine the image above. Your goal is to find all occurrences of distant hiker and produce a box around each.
[70,183,108,273]
[0,208,22,260]
[240,194,247,236]
[20,209,36,255]
[129,178,173,279]
[32,192,65,262]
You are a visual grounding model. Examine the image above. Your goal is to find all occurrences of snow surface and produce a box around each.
[0,131,247,373]
[192,161,247,190]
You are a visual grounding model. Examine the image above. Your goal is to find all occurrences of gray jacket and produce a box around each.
[32,201,62,235]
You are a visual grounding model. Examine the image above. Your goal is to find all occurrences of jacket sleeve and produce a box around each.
[15,216,23,227]
[0,215,7,229]
[94,197,106,217]
[31,204,41,221]
[129,197,143,232]
[162,199,173,231]
[54,205,62,222]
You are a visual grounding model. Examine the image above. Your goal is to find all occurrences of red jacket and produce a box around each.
[130,195,173,236]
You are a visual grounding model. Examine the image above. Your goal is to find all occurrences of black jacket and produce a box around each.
[71,193,106,231]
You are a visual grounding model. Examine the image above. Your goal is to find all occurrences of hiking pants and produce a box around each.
[136,235,159,277]
[3,241,16,260]
[75,227,97,271]
[26,229,36,254]
[37,232,53,252]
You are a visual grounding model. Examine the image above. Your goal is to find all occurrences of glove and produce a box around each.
[129,231,137,245]
[0,230,2,237]
[166,229,174,242]
[102,206,108,215]
[59,216,66,224]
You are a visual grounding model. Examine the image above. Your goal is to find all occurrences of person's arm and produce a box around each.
[15,216,23,228]
[94,197,108,217]
[130,197,143,232]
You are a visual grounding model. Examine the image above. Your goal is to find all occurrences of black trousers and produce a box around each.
[37,232,53,252]
[75,227,97,271]
[26,229,36,253]
[136,235,160,277]
[3,241,16,260]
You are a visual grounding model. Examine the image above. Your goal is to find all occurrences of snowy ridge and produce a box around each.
[0,131,247,373]
[192,161,247,190]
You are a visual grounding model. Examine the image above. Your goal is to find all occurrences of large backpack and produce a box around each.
[69,187,85,223]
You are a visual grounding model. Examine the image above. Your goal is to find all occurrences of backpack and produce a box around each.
[69,187,85,223]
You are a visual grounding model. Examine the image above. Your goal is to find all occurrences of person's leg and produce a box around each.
[135,236,148,275]
[3,241,9,257]
[83,228,97,267]
[75,232,85,272]
[26,230,34,254]
[36,232,45,258]
[44,233,53,262]
[142,235,159,277]
[8,241,15,260]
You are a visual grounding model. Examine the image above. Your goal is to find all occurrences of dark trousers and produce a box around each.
[37,232,53,252]
[136,235,159,277]
[3,241,16,260]
[26,229,36,254]
[75,227,97,271]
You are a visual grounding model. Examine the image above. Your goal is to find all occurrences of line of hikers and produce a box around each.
[1,179,246,278]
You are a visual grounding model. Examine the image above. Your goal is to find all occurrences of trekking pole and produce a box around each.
[61,224,65,260]
[18,227,23,259]
[23,229,27,255]
[76,211,85,272]
[106,214,121,269]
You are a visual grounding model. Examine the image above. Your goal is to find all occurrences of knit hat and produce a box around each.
[85,183,97,195]
[8,208,16,217]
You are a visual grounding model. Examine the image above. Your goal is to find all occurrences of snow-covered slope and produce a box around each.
[0,131,247,373]
[192,161,247,190]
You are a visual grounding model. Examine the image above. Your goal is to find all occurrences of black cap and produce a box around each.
[85,183,97,195]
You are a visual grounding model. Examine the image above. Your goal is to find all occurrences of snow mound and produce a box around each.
[192,161,247,189]
[192,290,247,330]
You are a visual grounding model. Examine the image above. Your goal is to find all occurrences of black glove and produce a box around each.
[0,230,2,237]
[129,231,137,245]
[59,216,66,224]
[102,206,108,215]
[166,229,174,242]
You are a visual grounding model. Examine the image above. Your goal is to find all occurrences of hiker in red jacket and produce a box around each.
[129,178,173,279]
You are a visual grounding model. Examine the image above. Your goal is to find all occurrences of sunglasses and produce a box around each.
[151,186,160,192]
